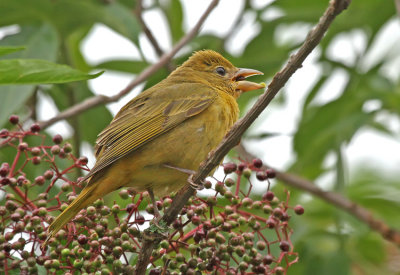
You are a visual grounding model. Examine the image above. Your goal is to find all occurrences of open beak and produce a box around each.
[233,68,265,92]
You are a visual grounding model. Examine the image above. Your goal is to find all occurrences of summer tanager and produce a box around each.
[45,50,264,244]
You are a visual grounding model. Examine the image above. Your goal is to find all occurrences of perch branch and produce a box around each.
[134,0,352,273]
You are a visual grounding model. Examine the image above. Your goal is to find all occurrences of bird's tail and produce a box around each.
[43,182,99,248]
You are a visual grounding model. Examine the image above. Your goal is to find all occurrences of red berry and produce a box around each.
[0,163,10,177]
[204,180,212,189]
[77,156,88,166]
[263,191,274,201]
[30,148,40,157]
[294,205,304,215]
[252,158,263,168]
[191,215,201,225]
[30,123,41,132]
[9,115,19,124]
[0,129,9,138]
[135,214,145,225]
[126,203,136,213]
[272,208,283,218]
[51,145,60,155]
[263,255,273,265]
[266,218,277,229]
[52,134,63,144]
[193,229,205,243]
[1,177,11,185]
[78,234,88,245]
[34,176,45,185]
[280,212,290,221]
[237,163,246,172]
[58,149,66,158]
[44,170,54,180]
[18,142,28,151]
[10,212,21,222]
[279,240,290,252]
[223,163,237,174]
[266,168,276,178]
[17,176,26,185]
[32,156,41,165]
[256,171,268,181]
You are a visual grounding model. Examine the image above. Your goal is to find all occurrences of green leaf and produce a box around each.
[0,59,103,85]
[0,0,140,43]
[355,233,385,264]
[0,46,25,57]
[163,0,184,43]
[0,23,59,126]
[103,2,141,43]
[0,24,59,61]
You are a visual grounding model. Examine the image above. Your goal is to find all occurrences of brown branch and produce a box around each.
[236,144,400,246]
[38,0,220,130]
[135,0,352,272]
[135,0,164,58]
[396,0,400,15]
[134,0,175,72]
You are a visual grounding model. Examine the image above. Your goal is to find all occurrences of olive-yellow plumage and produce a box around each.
[45,50,264,244]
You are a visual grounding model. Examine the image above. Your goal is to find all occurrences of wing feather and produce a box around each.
[82,83,216,181]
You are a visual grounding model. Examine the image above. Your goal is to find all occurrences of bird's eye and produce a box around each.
[216,66,226,76]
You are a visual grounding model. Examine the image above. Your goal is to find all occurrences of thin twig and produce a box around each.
[236,144,400,246]
[134,0,175,72]
[135,0,352,272]
[38,0,220,130]
[135,0,164,57]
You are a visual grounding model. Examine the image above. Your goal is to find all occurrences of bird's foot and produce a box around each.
[188,174,204,191]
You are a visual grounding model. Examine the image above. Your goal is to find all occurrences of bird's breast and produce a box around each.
[116,91,239,196]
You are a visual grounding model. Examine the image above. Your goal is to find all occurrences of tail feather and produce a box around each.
[43,183,98,247]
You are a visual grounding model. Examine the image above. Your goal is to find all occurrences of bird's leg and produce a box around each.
[163,164,196,175]
[163,164,204,190]
[147,187,161,220]
[147,188,169,235]
[187,174,204,191]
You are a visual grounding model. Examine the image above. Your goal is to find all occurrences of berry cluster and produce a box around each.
[146,160,302,274]
[0,115,303,274]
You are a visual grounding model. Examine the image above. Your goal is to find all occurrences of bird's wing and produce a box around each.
[81,83,217,181]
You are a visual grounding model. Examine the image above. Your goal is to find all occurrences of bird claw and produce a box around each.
[188,174,204,191]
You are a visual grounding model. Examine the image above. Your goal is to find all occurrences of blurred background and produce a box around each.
[0,0,399,274]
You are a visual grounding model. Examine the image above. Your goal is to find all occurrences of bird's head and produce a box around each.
[173,50,265,97]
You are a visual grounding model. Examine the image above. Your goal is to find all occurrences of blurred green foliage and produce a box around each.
[0,0,399,274]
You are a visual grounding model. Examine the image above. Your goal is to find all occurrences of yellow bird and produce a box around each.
[45,50,264,244]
